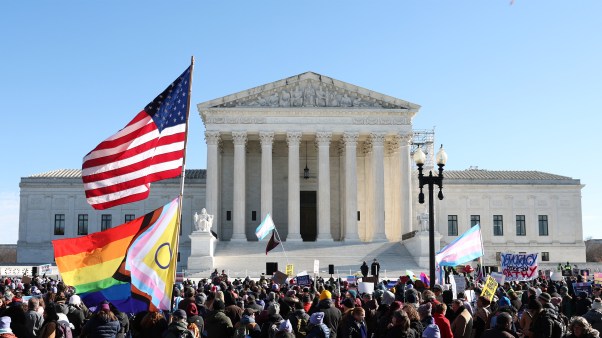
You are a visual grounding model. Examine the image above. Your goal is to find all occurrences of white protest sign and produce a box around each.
[358,282,374,294]
[313,260,319,274]
[453,275,466,293]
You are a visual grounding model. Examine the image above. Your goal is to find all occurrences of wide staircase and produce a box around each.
[187,240,424,279]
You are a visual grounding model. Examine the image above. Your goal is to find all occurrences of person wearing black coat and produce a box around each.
[360,262,369,278]
[80,303,121,338]
[309,291,342,338]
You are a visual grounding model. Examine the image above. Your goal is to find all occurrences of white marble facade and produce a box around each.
[197,72,417,243]
[15,71,587,267]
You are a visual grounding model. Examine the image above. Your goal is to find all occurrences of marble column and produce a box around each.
[398,133,413,238]
[371,132,387,241]
[260,132,274,222]
[343,132,360,241]
[205,131,221,239]
[316,132,333,241]
[231,131,247,241]
[287,132,302,241]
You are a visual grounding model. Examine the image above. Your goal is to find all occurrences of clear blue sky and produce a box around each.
[2,1,601,244]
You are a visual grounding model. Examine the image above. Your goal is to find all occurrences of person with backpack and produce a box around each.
[287,301,310,338]
[528,298,564,338]
[204,299,234,338]
[260,303,284,338]
[66,295,87,337]
[38,303,73,338]
[162,310,194,338]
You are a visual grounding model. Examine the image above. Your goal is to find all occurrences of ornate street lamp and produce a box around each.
[413,144,448,287]
[304,141,310,179]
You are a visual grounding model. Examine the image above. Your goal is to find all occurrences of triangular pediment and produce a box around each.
[198,71,420,110]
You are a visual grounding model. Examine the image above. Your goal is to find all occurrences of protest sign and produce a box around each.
[491,272,506,285]
[358,282,374,294]
[273,271,288,285]
[500,252,538,281]
[286,264,294,277]
[313,260,319,274]
[450,274,457,300]
[481,276,498,302]
[39,264,51,274]
[296,274,311,286]
[347,275,357,285]
[594,273,602,285]
[573,282,592,296]
[453,275,466,293]
[580,269,591,280]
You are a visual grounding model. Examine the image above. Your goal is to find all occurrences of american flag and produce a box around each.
[82,66,191,210]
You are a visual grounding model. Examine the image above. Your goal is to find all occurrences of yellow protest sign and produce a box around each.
[481,276,498,302]
[286,264,294,276]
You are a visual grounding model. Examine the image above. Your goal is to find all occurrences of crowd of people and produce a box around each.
[0,269,601,338]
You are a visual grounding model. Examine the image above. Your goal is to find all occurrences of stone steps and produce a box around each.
[187,240,424,279]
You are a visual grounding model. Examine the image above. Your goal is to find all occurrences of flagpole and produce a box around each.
[273,228,290,266]
[171,57,194,310]
[477,223,485,282]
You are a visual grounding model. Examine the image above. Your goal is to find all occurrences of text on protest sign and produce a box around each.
[501,252,538,281]
[296,275,311,286]
[481,276,498,302]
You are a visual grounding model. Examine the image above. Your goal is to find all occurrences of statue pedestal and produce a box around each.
[187,231,216,273]
[403,231,442,268]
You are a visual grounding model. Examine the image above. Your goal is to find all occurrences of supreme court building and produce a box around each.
[16,71,587,269]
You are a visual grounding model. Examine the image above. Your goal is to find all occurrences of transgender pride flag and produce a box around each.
[436,224,484,266]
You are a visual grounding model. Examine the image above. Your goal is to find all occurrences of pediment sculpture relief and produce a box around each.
[218,81,397,108]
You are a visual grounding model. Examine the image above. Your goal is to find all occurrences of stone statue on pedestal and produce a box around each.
[418,210,429,232]
[194,208,214,232]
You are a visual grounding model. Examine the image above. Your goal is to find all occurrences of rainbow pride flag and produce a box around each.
[52,197,180,313]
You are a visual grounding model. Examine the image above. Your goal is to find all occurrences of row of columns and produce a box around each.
[204,130,413,241]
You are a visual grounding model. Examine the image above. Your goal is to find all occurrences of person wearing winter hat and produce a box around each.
[275,319,295,337]
[319,290,332,301]
[307,312,330,337]
[262,303,285,338]
[163,309,194,338]
[80,302,120,338]
[418,302,433,329]
[314,288,342,338]
[0,316,14,336]
[233,313,260,338]
[422,323,441,338]
[382,289,396,306]
[186,303,204,337]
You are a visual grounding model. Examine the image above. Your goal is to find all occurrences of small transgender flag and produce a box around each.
[436,224,484,266]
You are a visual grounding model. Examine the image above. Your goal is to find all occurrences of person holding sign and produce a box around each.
[473,297,492,338]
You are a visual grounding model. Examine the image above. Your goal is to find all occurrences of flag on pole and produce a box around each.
[82,66,192,210]
[266,231,280,255]
[436,224,484,266]
[255,213,276,240]
[420,272,430,288]
[52,197,180,313]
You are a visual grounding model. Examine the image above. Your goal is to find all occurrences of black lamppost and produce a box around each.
[413,144,448,288]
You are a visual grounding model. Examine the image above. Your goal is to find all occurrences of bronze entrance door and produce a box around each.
[300,191,317,241]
